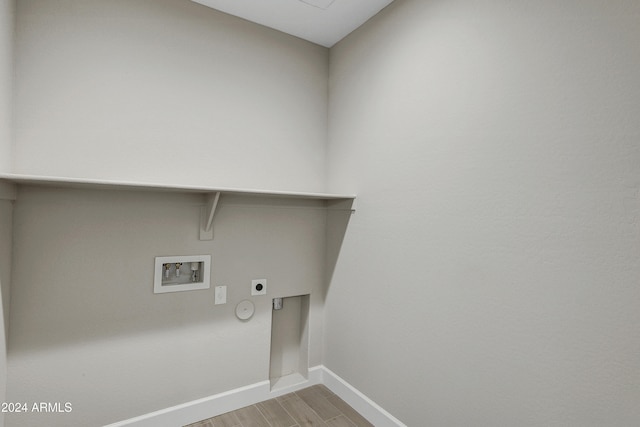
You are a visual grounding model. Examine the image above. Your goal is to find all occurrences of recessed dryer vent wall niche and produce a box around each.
[154,255,211,294]
[269,294,310,391]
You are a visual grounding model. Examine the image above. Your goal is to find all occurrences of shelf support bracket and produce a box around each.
[199,192,221,240]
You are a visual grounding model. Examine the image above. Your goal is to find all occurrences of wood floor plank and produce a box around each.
[211,410,241,427]
[311,384,334,398]
[296,387,342,421]
[183,386,372,427]
[235,405,271,427]
[325,415,357,427]
[257,398,298,427]
[280,395,328,427]
[276,392,297,402]
[184,420,215,427]
[325,396,374,427]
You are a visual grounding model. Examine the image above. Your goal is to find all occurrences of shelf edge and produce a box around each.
[0,173,356,200]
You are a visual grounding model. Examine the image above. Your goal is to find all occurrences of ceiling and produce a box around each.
[190,0,395,47]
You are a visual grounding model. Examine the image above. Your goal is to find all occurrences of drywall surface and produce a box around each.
[0,0,13,173]
[0,197,13,427]
[13,0,328,192]
[326,0,640,425]
[0,196,12,329]
[6,187,326,426]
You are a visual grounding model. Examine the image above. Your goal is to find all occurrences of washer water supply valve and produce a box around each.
[154,255,211,294]
[190,262,200,282]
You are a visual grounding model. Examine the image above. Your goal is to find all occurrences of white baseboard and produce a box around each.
[321,366,407,427]
[104,366,405,427]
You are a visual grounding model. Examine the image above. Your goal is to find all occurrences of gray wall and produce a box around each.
[0,188,12,329]
[7,187,327,426]
[13,0,328,192]
[7,1,333,425]
[0,1,14,417]
[0,0,13,172]
[326,0,640,425]
[0,185,14,427]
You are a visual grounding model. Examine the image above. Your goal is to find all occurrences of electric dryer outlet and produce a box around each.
[251,279,267,296]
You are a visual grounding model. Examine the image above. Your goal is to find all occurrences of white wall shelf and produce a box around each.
[0,173,356,240]
[0,173,356,200]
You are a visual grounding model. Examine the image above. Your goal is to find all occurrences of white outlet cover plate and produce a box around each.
[215,286,227,305]
[251,279,267,296]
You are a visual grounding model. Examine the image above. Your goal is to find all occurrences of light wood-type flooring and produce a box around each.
[184,384,374,427]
